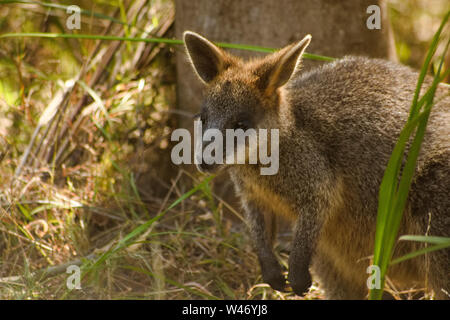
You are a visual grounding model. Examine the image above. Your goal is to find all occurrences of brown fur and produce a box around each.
[183,31,450,299]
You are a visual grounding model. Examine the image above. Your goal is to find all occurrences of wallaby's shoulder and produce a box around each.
[284,56,439,131]
[293,55,449,134]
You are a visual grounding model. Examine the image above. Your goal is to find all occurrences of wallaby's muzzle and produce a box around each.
[196,162,222,174]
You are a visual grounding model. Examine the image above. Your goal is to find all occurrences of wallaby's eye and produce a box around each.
[193,113,206,122]
[235,120,251,131]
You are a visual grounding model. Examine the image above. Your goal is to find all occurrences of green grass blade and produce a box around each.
[0,32,335,61]
[383,38,449,266]
[374,15,450,268]
[17,203,32,221]
[409,10,450,119]
[399,235,450,244]
[391,242,450,265]
[0,32,185,44]
[370,11,449,300]
[372,107,430,265]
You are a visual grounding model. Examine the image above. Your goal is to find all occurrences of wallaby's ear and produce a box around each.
[258,34,311,95]
[184,31,229,84]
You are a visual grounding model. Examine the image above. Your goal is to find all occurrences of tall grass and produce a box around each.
[0,32,334,62]
[0,0,301,300]
[369,10,450,300]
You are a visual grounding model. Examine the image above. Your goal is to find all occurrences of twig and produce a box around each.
[0,253,97,284]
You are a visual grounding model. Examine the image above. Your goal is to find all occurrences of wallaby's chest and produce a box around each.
[239,175,298,220]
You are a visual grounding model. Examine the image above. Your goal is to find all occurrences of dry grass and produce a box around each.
[0,0,323,300]
[0,146,323,299]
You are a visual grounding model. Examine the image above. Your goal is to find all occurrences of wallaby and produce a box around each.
[183,31,450,299]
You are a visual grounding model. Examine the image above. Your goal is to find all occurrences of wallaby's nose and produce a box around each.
[196,162,216,173]
[196,162,207,172]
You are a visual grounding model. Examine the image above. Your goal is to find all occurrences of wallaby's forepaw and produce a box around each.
[261,260,286,292]
[288,270,312,296]
[264,272,286,292]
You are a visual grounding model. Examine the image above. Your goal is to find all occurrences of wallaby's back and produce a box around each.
[286,56,449,209]
[183,31,449,299]
[285,56,449,298]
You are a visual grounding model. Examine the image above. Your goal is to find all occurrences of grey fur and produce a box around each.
[184,31,450,299]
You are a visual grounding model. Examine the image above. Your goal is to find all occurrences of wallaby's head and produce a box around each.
[184,31,311,173]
